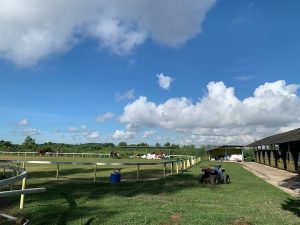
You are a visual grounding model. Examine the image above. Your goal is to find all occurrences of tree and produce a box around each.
[23,136,36,149]
[118,141,127,147]
[164,142,171,147]
[155,142,161,147]
[137,142,148,147]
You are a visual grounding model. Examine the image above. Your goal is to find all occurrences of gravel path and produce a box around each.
[240,162,300,197]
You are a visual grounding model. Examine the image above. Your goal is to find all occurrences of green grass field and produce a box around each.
[1,156,299,225]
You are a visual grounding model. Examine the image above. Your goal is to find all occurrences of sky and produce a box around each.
[0,0,300,145]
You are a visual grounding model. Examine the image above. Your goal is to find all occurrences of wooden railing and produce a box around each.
[0,156,200,182]
[0,165,46,209]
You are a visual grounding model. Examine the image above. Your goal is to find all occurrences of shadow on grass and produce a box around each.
[15,185,118,225]
[26,167,114,180]
[21,169,220,224]
[282,197,300,217]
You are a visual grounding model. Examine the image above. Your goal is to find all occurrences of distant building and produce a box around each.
[206,145,244,161]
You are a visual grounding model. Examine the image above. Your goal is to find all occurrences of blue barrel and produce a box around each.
[110,173,121,183]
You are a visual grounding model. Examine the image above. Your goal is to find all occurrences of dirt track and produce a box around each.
[240,162,300,197]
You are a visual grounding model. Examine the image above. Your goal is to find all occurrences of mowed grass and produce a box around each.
[1,157,299,225]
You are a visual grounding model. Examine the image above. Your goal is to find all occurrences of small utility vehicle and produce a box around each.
[199,165,230,184]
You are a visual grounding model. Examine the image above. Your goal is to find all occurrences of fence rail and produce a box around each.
[0,151,110,158]
[0,164,46,210]
[0,156,200,182]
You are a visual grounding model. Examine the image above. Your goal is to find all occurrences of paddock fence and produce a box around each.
[0,156,200,182]
[0,164,46,212]
[0,151,110,158]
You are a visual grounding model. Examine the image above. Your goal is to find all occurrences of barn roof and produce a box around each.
[205,145,243,152]
[247,128,300,147]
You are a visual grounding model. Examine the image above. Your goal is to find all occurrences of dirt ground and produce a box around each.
[240,162,300,197]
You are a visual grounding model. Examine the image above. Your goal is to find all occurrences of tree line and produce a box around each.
[0,136,206,157]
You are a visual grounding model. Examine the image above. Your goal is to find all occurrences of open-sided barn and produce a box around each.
[247,128,300,174]
[206,145,244,161]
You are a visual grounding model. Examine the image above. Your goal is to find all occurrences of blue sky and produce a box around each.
[0,0,300,145]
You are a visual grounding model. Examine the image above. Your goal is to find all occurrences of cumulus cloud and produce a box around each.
[112,129,136,139]
[87,131,100,139]
[115,89,135,102]
[68,126,79,133]
[0,0,216,66]
[68,125,100,140]
[22,128,40,136]
[95,112,114,122]
[18,118,28,126]
[119,80,300,145]
[157,73,174,90]
[143,130,156,138]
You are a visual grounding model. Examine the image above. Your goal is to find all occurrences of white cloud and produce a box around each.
[95,112,114,122]
[0,0,216,67]
[87,131,100,139]
[18,118,28,126]
[67,125,101,141]
[119,80,300,145]
[68,126,79,133]
[115,89,135,102]
[143,130,156,138]
[156,73,174,90]
[112,129,136,139]
[22,128,40,136]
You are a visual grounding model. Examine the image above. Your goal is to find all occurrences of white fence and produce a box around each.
[0,151,110,158]
[0,164,46,209]
[0,156,200,182]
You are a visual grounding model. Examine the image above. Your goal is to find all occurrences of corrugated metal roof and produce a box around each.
[205,145,243,152]
[247,128,300,147]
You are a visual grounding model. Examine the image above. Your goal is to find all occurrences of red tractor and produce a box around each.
[199,165,230,184]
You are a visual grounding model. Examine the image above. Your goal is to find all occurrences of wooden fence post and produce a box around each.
[56,164,59,180]
[94,164,97,182]
[137,164,140,181]
[19,177,26,209]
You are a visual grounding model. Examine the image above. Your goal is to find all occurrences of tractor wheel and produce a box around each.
[215,176,221,184]
[198,175,204,183]
[225,175,230,184]
[209,175,217,184]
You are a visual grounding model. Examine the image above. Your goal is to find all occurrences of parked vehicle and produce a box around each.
[199,165,230,184]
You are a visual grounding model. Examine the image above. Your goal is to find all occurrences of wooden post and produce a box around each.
[137,164,140,181]
[170,162,173,175]
[19,177,26,209]
[94,164,97,182]
[56,164,59,180]
[176,162,179,174]
[22,162,25,170]
[163,163,166,179]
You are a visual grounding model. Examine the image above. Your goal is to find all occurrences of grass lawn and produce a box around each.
[1,158,299,225]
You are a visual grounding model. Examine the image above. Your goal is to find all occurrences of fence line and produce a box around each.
[0,165,46,210]
[0,151,110,158]
[1,156,200,182]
